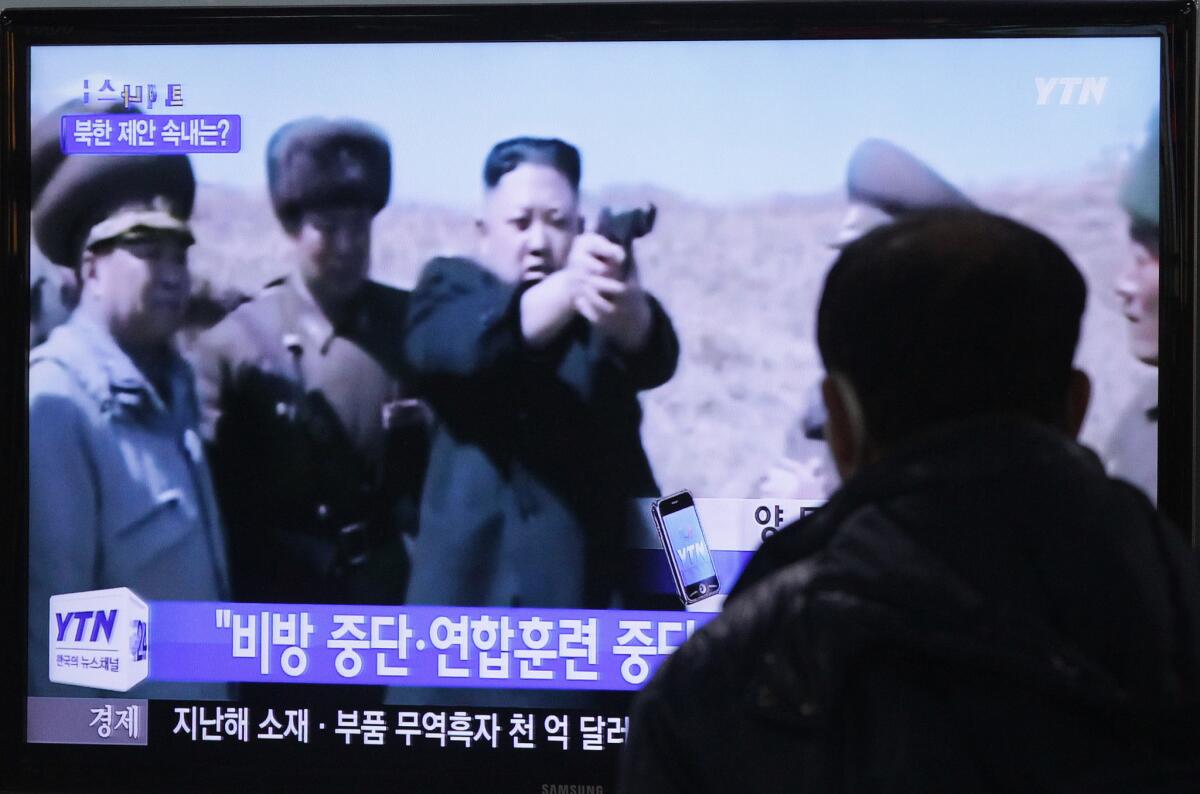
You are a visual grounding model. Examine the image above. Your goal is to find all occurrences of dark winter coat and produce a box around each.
[403,257,679,609]
[622,417,1200,793]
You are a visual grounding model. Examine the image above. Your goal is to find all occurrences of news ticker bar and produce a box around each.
[29,697,633,754]
[155,603,718,689]
[50,591,722,693]
[49,501,826,693]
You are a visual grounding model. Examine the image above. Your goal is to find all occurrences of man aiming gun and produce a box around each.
[402,137,679,614]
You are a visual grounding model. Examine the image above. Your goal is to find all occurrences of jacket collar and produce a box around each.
[825,415,1101,517]
[34,313,189,416]
[744,417,1181,718]
[279,273,378,354]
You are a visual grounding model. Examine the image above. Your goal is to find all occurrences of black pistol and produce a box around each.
[595,203,656,277]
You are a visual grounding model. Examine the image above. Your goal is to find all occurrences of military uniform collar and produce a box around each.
[40,314,187,415]
[281,273,373,353]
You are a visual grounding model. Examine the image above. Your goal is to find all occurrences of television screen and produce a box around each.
[4,3,1193,790]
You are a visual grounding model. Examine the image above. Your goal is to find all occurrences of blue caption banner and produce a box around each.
[60,114,241,154]
[151,603,716,690]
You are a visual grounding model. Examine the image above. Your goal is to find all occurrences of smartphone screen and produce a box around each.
[656,490,720,603]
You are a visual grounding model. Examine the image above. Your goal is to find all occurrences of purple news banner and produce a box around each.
[61,114,241,154]
[152,604,715,690]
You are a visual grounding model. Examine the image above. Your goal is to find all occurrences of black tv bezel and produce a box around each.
[1,2,1195,790]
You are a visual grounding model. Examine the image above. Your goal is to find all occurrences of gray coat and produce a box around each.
[28,314,231,699]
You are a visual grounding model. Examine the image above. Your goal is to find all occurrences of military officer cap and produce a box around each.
[31,103,196,268]
[266,117,391,233]
[31,98,126,202]
[833,139,975,247]
[1119,110,1159,234]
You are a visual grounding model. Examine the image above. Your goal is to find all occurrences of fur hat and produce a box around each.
[266,117,391,233]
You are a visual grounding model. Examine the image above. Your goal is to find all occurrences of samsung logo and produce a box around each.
[540,785,603,794]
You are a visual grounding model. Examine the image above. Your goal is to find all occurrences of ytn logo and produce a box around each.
[48,588,149,691]
[1035,77,1108,106]
[676,542,705,563]
[55,609,118,644]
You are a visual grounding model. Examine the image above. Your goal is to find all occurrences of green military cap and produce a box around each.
[1119,110,1159,231]
[834,139,975,247]
[30,99,127,203]
[267,117,391,233]
[83,199,196,250]
[32,152,196,267]
[847,138,974,213]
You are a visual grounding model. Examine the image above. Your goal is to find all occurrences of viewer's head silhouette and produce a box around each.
[816,208,1090,477]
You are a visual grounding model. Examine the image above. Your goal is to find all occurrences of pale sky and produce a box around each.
[31,37,1159,208]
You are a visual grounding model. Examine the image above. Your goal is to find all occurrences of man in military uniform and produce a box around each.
[192,118,427,606]
[759,139,974,500]
[1108,111,1160,503]
[28,144,231,699]
[30,246,77,347]
[28,100,126,345]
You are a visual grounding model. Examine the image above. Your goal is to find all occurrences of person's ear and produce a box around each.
[58,265,81,310]
[822,372,869,479]
[78,250,100,285]
[283,216,305,241]
[1065,368,1091,439]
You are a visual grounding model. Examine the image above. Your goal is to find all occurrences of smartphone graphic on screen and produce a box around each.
[651,489,720,605]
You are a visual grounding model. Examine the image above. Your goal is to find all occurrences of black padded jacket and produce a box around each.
[621,417,1200,793]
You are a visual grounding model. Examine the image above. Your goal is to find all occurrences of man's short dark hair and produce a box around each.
[816,208,1086,448]
[483,137,581,192]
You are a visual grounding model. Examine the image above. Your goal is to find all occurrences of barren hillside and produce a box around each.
[186,162,1154,498]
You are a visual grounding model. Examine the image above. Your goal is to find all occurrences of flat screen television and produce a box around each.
[2,2,1195,790]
